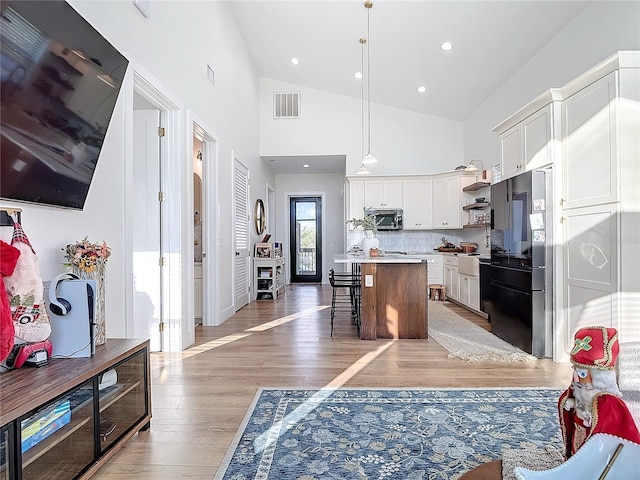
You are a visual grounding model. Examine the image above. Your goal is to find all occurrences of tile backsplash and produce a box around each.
[347,228,490,254]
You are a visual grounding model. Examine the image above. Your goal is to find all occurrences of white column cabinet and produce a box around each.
[556,54,640,356]
[402,177,433,230]
[561,72,617,210]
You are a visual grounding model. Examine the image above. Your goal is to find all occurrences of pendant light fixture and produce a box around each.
[361,0,378,165]
[355,36,371,175]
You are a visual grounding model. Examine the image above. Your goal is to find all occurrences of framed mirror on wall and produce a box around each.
[254,199,266,235]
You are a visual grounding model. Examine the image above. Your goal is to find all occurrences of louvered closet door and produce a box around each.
[233,159,250,310]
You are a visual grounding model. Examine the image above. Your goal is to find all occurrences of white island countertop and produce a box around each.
[334,254,426,264]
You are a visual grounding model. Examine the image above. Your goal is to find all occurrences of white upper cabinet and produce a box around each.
[364,178,403,208]
[402,177,433,230]
[348,179,366,219]
[500,123,523,179]
[561,72,617,209]
[494,91,560,181]
[432,175,473,229]
[346,172,473,230]
[523,105,554,171]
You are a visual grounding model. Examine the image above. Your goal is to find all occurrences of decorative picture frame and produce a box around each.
[255,242,273,258]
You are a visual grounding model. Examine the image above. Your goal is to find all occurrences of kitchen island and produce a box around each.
[334,254,428,340]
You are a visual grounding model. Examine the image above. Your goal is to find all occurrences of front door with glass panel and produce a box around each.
[289,197,322,283]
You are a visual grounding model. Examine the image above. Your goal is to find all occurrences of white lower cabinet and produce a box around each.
[443,256,458,301]
[444,255,480,312]
[458,274,480,311]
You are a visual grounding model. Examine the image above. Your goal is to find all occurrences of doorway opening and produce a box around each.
[289,196,322,283]
[193,139,203,326]
[189,113,220,330]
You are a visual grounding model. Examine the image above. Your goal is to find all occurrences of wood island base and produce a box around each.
[360,262,428,340]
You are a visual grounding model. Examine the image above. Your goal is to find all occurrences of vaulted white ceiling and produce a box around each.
[229,1,589,123]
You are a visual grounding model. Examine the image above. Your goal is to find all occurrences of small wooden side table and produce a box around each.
[429,284,446,301]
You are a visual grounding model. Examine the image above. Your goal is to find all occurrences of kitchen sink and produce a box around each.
[458,255,479,276]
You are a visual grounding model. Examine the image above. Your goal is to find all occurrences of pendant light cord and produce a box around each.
[360,38,366,158]
[366,2,372,155]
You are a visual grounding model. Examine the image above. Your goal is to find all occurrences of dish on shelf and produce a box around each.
[475,197,486,203]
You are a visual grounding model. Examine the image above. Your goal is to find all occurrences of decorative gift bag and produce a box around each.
[63,238,111,345]
[4,223,52,344]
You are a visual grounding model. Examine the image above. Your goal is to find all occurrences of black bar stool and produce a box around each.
[329,268,361,337]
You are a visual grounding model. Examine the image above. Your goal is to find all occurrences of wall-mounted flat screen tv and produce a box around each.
[1,0,128,209]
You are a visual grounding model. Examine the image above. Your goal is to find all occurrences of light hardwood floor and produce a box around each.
[92,284,572,479]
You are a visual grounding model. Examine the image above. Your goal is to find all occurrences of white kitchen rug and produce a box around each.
[428,300,536,362]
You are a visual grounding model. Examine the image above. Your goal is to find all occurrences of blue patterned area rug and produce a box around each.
[214,388,563,480]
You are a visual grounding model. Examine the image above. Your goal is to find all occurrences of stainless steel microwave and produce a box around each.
[364,208,403,230]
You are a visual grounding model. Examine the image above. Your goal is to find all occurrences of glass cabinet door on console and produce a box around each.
[1,424,12,479]
[21,380,95,480]
[98,350,147,452]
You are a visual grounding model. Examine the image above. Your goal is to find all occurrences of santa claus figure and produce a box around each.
[460,326,640,480]
[558,326,640,458]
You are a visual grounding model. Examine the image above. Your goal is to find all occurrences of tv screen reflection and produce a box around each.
[0,0,128,209]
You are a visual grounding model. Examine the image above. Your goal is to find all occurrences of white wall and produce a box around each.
[275,173,345,284]
[1,1,272,342]
[463,1,640,169]
[260,78,464,176]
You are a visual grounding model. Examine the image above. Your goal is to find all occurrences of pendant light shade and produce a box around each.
[464,160,483,172]
[356,163,371,175]
[361,152,378,165]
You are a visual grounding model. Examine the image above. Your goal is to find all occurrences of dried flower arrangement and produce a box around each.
[63,237,111,276]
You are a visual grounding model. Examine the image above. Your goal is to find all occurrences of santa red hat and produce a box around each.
[570,326,619,370]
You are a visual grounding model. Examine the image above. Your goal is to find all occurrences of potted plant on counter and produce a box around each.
[347,215,379,256]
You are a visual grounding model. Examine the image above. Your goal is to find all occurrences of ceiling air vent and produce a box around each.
[273,92,300,119]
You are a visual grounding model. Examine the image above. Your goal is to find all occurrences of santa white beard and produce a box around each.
[571,369,621,426]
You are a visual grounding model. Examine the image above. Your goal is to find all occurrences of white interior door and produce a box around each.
[132,109,162,351]
[233,158,250,309]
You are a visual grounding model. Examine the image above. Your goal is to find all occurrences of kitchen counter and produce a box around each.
[334,254,428,340]
[334,253,425,264]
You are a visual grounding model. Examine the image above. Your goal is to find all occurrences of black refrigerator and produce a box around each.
[490,169,553,358]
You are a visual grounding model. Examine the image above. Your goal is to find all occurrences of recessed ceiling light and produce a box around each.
[354,71,362,79]
[417,86,427,93]
[302,164,310,168]
[440,41,453,51]
[290,57,299,65]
